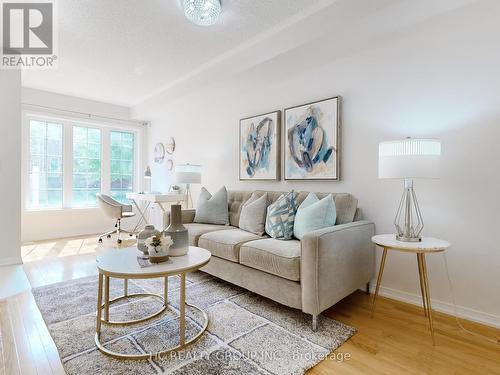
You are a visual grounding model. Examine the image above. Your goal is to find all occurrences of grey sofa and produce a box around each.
[164,190,375,330]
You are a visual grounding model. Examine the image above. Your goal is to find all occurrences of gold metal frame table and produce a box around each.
[371,234,450,345]
[95,246,211,359]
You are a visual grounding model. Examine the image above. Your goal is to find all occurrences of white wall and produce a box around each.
[0,71,22,265]
[21,88,145,242]
[134,1,500,326]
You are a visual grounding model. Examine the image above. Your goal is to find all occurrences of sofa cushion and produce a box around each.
[227,190,357,226]
[185,223,233,246]
[227,191,253,227]
[295,192,356,225]
[240,238,301,281]
[194,186,229,225]
[198,229,263,262]
[239,192,268,235]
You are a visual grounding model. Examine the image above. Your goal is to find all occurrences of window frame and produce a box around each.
[109,130,136,204]
[22,111,143,212]
[72,124,104,208]
[27,119,65,210]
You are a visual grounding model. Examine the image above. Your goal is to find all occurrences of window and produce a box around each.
[25,115,140,210]
[72,126,102,207]
[110,131,135,203]
[28,120,63,209]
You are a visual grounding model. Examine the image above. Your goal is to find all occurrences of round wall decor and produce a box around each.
[166,159,174,171]
[165,137,176,154]
[154,142,165,164]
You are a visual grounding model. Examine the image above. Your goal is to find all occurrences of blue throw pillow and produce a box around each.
[265,191,298,240]
[294,193,336,240]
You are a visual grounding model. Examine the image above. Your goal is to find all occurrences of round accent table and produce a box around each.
[95,246,211,359]
[371,234,450,345]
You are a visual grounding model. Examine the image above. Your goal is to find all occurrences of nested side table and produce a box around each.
[371,234,450,345]
[95,246,211,359]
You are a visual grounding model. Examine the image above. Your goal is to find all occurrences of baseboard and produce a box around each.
[370,285,500,329]
[0,256,23,267]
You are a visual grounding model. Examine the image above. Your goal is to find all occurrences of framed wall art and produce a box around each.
[284,96,340,180]
[239,110,281,180]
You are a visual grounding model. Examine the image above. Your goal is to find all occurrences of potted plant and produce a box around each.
[145,234,173,263]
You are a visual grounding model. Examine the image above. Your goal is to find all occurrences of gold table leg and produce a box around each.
[420,253,436,345]
[180,273,186,346]
[372,247,388,317]
[96,273,103,335]
[94,272,208,359]
[417,254,428,317]
[104,276,110,322]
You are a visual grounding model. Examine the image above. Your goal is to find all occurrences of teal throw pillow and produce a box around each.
[294,193,336,240]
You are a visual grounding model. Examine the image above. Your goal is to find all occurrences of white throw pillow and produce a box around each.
[193,186,229,225]
[239,192,268,235]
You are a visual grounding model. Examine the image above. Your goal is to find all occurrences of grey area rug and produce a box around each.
[32,272,356,375]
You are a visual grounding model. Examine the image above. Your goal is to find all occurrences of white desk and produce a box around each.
[126,192,186,231]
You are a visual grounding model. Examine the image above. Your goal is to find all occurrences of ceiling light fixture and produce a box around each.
[183,0,221,26]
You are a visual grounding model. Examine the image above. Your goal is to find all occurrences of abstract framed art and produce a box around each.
[239,110,281,180]
[284,96,341,180]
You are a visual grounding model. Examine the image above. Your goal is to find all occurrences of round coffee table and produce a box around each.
[95,246,211,359]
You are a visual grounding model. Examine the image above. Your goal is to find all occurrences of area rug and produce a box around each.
[32,272,356,375]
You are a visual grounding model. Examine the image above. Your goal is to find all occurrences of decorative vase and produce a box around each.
[147,234,173,263]
[137,225,160,255]
[164,204,189,256]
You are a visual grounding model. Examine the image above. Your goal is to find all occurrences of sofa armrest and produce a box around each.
[300,220,375,316]
[163,209,196,229]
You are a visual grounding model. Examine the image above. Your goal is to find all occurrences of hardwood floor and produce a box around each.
[0,235,499,374]
[315,293,500,375]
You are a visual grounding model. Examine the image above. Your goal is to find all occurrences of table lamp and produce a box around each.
[378,138,441,242]
[175,164,202,208]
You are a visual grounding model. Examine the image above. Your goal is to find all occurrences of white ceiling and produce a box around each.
[22,0,479,108]
[22,0,326,106]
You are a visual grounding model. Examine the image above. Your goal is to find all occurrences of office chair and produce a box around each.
[96,194,136,244]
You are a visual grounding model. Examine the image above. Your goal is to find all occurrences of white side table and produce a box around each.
[371,234,450,345]
[95,246,211,359]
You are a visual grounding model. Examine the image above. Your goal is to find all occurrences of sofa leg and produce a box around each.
[312,315,318,331]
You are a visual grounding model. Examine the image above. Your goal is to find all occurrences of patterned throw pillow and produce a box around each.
[265,191,298,240]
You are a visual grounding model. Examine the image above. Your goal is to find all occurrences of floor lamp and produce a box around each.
[175,164,202,208]
[378,138,441,242]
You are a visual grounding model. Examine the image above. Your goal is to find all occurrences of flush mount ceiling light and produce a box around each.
[183,0,221,26]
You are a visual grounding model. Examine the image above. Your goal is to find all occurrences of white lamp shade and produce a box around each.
[175,164,202,184]
[379,139,441,179]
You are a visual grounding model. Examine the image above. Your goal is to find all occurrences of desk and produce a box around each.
[126,192,185,231]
